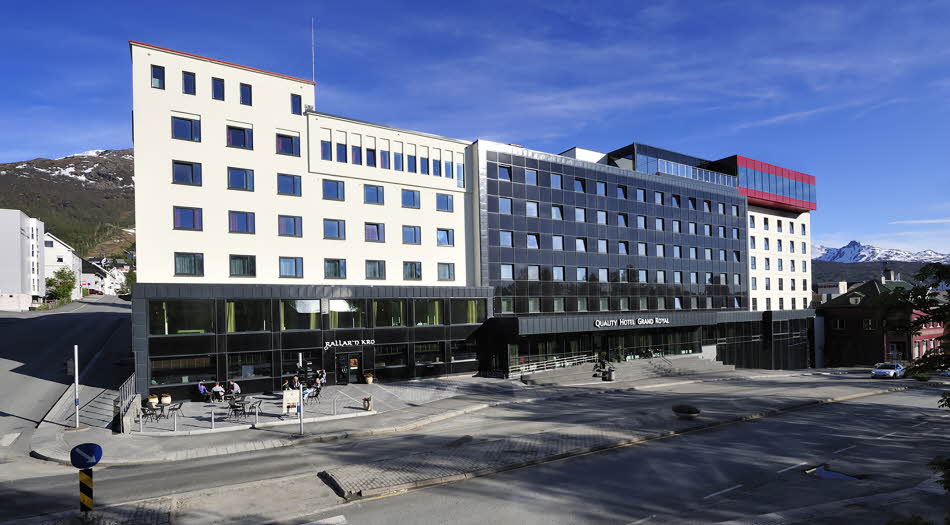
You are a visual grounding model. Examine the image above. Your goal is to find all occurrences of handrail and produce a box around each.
[511,354,597,376]
[117,373,136,414]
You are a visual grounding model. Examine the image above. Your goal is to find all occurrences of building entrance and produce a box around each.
[335,353,363,385]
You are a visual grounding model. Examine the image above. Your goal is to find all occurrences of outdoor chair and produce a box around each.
[166,402,185,420]
[139,405,158,424]
[247,400,263,418]
[226,402,247,421]
[305,388,321,406]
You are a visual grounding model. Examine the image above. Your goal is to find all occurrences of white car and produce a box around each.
[870,363,906,379]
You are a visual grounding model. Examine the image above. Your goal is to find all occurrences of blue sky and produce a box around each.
[2,1,950,252]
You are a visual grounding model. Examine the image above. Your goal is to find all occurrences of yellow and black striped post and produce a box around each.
[79,468,93,512]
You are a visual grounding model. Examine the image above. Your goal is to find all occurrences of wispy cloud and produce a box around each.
[888,218,950,225]
[733,101,865,130]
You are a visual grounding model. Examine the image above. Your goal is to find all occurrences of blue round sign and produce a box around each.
[70,443,102,469]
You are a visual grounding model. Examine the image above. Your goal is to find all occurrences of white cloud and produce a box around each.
[887,218,950,225]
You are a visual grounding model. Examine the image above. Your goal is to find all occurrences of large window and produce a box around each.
[240,83,252,105]
[415,342,444,365]
[227,352,273,380]
[437,228,455,246]
[173,206,202,230]
[415,300,443,325]
[365,222,385,242]
[329,299,365,328]
[407,155,417,173]
[451,299,486,325]
[352,147,363,166]
[394,152,403,170]
[366,260,386,279]
[172,117,201,141]
[228,211,255,234]
[373,299,405,327]
[323,219,345,239]
[227,167,254,191]
[212,77,224,100]
[281,300,320,331]
[182,71,196,95]
[366,148,376,167]
[402,189,421,208]
[437,263,455,281]
[173,161,201,185]
[276,134,301,156]
[321,140,332,160]
[420,156,429,174]
[498,165,511,181]
[324,258,346,279]
[151,65,165,89]
[403,261,422,280]
[226,300,269,332]
[174,252,204,276]
[277,174,301,196]
[149,300,214,335]
[278,215,303,237]
[375,344,408,368]
[226,126,253,149]
[279,257,303,278]
[150,356,215,386]
[323,179,345,200]
[229,255,256,277]
[403,225,421,244]
[436,193,454,212]
[364,185,384,204]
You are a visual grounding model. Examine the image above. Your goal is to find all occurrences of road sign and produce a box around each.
[70,443,102,469]
[79,468,94,512]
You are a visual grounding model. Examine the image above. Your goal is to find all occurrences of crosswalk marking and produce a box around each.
[0,432,21,447]
[303,516,347,525]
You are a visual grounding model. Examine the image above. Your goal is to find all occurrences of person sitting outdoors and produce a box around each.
[210,382,225,402]
[281,379,291,390]
[303,379,318,401]
[290,376,301,390]
[228,380,241,397]
[197,382,211,402]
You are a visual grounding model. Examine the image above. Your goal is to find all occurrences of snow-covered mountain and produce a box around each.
[812,240,950,263]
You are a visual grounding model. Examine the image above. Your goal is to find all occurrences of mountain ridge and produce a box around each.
[811,240,950,264]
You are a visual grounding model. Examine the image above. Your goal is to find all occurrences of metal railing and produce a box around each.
[510,354,597,376]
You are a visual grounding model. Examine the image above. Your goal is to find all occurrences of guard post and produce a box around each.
[70,443,102,519]
[79,468,94,513]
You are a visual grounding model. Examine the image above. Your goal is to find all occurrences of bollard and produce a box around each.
[139,408,143,433]
[173,411,178,432]
[332,396,337,416]
[254,405,259,427]
[210,408,215,430]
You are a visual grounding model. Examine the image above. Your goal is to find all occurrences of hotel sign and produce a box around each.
[593,317,671,329]
[325,339,375,350]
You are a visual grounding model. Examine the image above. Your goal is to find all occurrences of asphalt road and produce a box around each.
[0,295,131,462]
[0,377,946,523]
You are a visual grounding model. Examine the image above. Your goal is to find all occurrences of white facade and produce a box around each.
[0,209,45,311]
[132,42,472,287]
[43,233,83,301]
[747,205,812,311]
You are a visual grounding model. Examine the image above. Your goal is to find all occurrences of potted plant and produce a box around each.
[147,394,159,407]
[672,404,700,420]
[364,372,375,384]
[362,396,373,411]
[160,393,172,405]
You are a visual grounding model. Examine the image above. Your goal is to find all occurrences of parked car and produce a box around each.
[871,363,906,379]
[88,289,103,295]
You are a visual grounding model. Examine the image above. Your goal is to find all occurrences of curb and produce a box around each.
[332,385,910,500]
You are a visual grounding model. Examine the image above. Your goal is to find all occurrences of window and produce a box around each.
[731,205,739,216]
[528,265,540,280]
[366,260,386,280]
[364,185,384,204]
[279,257,304,278]
[240,83,252,105]
[364,222,385,242]
[575,208,586,222]
[500,264,514,279]
[703,200,712,213]
[394,152,403,171]
[672,245,681,258]
[597,268,608,282]
[182,71,195,95]
[719,249,726,261]
[597,239,608,253]
[552,235,564,250]
[337,142,347,163]
[351,145,362,165]
[323,219,345,239]
[291,93,302,115]
[44,240,53,247]
[689,247,698,259]
[403,261,422,280]
[656,270,666,284]
[574,178,586,192]
[321,140,332,160]
[704,224,712,236]
[526,233,540,249]
[778,259,783,271]
[637,242,647,256]
[765,257,771,270]
[577,297,588,311]
[619,242,629,255]
[432,159,440,176]
[277,174,301,196]
[438,263,455,281]
[173,161,202,185]
[801,242,806,253]
[672,195,681,208]
[329,299,364,328]
[751,277,757,290]
[752,298,758,311]
[278,215,303,237]
[690,272,698,284]
[552,205,564,220]
[381,150,390,169]
[553,266,565,281]
[576,267,588,281]
[402,189,421,208]
[636,188,646,202]
[526,201,539,217]
[765,278,771,290]
[655,218,665,231]
[551,173,562,189]
[211,77,224,100]
[525,169,538,185]
[228,211,255,234]
[637,215,647,229]
[174,252,204,276]
[777,221,783,232]
[656,244,666,257]
[764,218,769,230]
[777,239,783,252]
[325,259,346,279]
[617,185,628,199]
[498,165,511,181]
[618,213,628,227]
[402,225,421,244]
[227,167,254,191]
[732,228,740,240]
[553,298,565,312]
[751,256,756,270]
[733,251,741,262]
[436,194,454,212]
[323,179,345,200]
[704,248,712,260]
[575,238,587,252]
[437,228,455,246]
[366,148,377,167]
[229,255,256,277]
[417,157,428,174]
[596,181,606,196]
[499,297,514,312]
[718,202,725,214]
[500,231,513,247]
[718,226,726,238]
[499,198,512,214]
[172,117,201,141]
[764,238,771,250]
[801,224,807,235]
[654,191,664,205]
[173,206,202,230]
[226,126,252,149]
[276,134,301,156]
[688,222,697,235]
[790,242,796,253]
[638,270,648,283]
[688,197,697,210]
[151,65,165,89]
[672,220,681,233]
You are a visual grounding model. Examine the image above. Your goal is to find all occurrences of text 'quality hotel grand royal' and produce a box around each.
[130,41,817,397]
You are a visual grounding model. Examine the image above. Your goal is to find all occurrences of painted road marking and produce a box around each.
[703,484,743,500]
[877,431,898,440]
[911,421,927,428]
[833,445,856,454]
[303,516,347,525]
[627,515,656,524]
[0,433,20,447]
[776,462,806,473]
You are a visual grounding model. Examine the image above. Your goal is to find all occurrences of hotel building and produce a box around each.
[130,42,817,397]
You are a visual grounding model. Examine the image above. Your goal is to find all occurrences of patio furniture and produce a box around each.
[226,401,248,421]
[139,405,159,424]
[166,402,185,419]
[305,388,321,406]
[247,400,263,418]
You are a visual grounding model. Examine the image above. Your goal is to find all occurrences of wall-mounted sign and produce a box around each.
[325,339,375,350]
[593,317,671,329]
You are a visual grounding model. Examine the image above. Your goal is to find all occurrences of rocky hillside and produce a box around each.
[0,149,134,257]
[812,240,950,264]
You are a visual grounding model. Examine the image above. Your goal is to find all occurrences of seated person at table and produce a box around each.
[228,380,241,396]
[210,382,225,401]
[290,376,301,390]
[281,379,290,390]
[303,380,318,399]
[197,383,211,401]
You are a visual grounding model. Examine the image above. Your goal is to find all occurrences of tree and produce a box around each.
[118,268,136,295]
[45,267,76,302]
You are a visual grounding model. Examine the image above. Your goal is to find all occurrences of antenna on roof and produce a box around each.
[311,17,316,85]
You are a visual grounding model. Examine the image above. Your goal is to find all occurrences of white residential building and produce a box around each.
[0,209,45,311]
[43,233,83,301]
